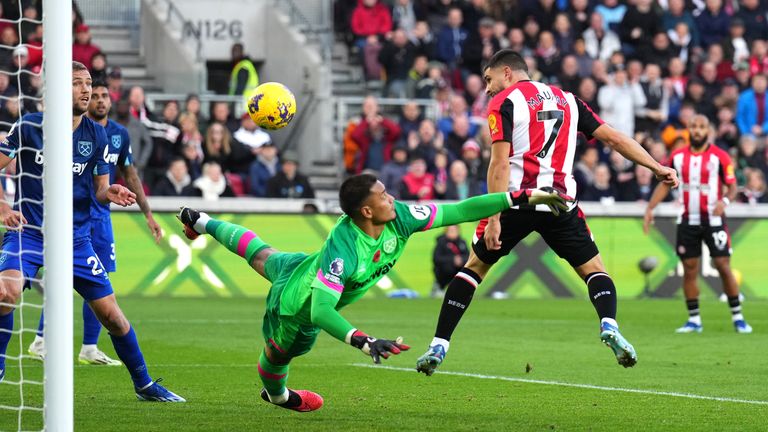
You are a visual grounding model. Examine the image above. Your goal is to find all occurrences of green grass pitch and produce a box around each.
[1,296,767,431]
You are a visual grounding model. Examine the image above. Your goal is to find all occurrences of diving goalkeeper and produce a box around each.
[177,174,569,412]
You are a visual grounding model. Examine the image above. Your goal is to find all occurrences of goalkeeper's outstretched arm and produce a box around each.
[310,287,409,363]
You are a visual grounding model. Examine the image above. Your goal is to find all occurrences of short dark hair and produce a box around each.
[73,61,88,72]
[92,80,108,91]
[339,174,377,218]
[484,49,528,74]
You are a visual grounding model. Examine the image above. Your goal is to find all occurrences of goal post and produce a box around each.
[42,0,73,429]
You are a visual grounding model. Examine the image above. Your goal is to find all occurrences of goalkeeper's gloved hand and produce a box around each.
[347,330,411,364]
[509,187,573,216]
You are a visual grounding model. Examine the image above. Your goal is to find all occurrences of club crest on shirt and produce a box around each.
[488,113,498,134]
[329,258,344,276]
[111,135,122,149]
[78,141,92,157]
[383,238,397,254]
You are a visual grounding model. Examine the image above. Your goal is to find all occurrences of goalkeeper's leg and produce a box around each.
[177,207,276,279]
[417,251,491,376]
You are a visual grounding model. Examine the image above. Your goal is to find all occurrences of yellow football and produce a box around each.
[246,82,297,130]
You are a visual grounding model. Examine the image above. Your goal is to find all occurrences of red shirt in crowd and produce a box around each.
[350,0,392,37]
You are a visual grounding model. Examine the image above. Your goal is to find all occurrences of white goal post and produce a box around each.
[42,0,73,430]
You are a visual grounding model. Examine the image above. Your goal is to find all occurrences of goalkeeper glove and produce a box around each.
[510,187,573,216]
[347,330,411,364]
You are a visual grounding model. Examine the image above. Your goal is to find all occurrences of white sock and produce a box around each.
[268,388,289,404]
[601,318,618,328]
[731,313,744,322]
[688,315,702,326]
[80,344,97,354]
[193,212,211,234]
[430,337,449,352]
[33,334,44,344]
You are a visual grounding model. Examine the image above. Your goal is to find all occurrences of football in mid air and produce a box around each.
[246,82,296,130]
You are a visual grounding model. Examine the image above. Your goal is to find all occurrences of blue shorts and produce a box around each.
[0,232,114,301]
[90,216,116,273]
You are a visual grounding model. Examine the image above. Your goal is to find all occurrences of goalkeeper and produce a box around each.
[177,174,570,412]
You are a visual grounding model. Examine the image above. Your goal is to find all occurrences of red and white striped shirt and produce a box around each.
[669,144,736,226]
[486,80,603,210]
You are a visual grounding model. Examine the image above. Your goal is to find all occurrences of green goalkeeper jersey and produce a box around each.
[278,201,437,320]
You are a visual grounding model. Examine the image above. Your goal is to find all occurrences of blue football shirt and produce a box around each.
[90,119,132,219]
[0,113,110,239]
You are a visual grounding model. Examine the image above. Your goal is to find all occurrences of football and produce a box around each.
[246,82,297,130]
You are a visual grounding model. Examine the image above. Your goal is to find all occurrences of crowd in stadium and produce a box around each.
[336,0,768,204]
[0,0,767,203]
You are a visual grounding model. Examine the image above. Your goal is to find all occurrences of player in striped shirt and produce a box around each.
[176,174,570,412]
[417,49,679,375]
[644,115,752,334]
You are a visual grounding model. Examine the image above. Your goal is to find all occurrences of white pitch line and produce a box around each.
[351,363,768,406]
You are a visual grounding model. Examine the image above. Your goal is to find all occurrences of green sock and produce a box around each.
[258,350,289,403]
[206,219,269,264]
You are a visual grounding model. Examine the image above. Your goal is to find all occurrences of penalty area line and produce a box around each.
[350,363,768,406]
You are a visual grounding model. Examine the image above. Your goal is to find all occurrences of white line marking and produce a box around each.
[351,363,768,406]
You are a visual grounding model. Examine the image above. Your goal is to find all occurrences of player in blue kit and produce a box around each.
[27,81,163,366]
[0,62,183,402]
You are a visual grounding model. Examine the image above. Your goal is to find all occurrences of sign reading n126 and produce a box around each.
[183,19,242,41]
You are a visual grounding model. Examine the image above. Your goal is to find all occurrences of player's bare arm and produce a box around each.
[0,153,25,230]
[119,164,162,243]
[714,182,737,217]
[93,173,136,206]
[643,182,672,234]
[484,140,511,251]
[592,124,679,188]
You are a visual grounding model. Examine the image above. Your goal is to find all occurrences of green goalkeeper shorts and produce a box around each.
[261,252,320,358]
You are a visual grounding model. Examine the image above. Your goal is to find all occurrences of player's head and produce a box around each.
[688,114,711,149]
[88,81,111,121]
[483,49,529,97]
[339,174,396,224]
[72,61,92,116]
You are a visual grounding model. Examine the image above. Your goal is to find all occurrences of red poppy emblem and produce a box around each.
[373,250,381,262]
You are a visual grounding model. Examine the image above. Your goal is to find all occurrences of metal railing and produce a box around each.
[271,0,333,62]
[77,0,141,26]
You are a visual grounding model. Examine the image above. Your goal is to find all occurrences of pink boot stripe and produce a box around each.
[236,231,257,257]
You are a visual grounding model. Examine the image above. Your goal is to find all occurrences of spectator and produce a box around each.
[462,17,500,76]
[192,162,235,200]
[619,0,659,53]
[635,63,669,133]
[736,74,768,136]
[699,62,722,101]
[438,95,479,137]
[399,156,435,201]
[406,55,429,99]
[736,135,768,178]
[350,0,392,53]
[583,12,622,61]
[72,24,101,69]
[464,73,488,117]
[583,163,617,203]
[90,52,108,83]
[363,35,384,81]
[391,0,426,38]
[734,0,768,43]
[410,20,436,59]
[378,29,417,97]
[706,44,734,83]
[433,149,449,198]
[639,31,676,67]
[573,39,594,78]
[598,68,646,137]
[343,95,378,173]
[113,98,153,180]
[608,150,636,201]
[552,13,575,56]
[534,31,562,80]
[233,113,272,154]
[0,72,16,110]
[0,27,17,71]
[624,164,658,202]
[266,150,315,198]
[107,68,123,104]
[662,103,694,148]
[595,0,627,33]
[203,122,235,172]
[662,0,699,48]
[445,114,472,159]
[414,61,447,99]
[431,225,469,297]
[683,79,716,121]
[23,65,42,113]
[506,28,532,58]
[0,94,19,132]
[11,46,31,91]
[715,106,740,150]
[568,0,591,35]
[749,40,768,76]
[184,94,207,131]
[210,101,239,133]
[152,157,196,197]
[445,159,480,200]
[460,139,485,186]
[574,146,599,198]
[128,86,153,121]
[577,77,599,112]
[557,55,581,93]
[407,118,440,171]
[722,18,750,64]
[25,24,43,69]
[696,0,730,49]
[177,113,205,179]
[435,7,468,70]
[228,43,259,96]
[351,108,402,173]
[667,22,694,65]
[248,142,280,197]
[380,145,409,198]
[162,100,180,127]
[738,169,768,204]
[398,101,423,142]
[494,21,509,50]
